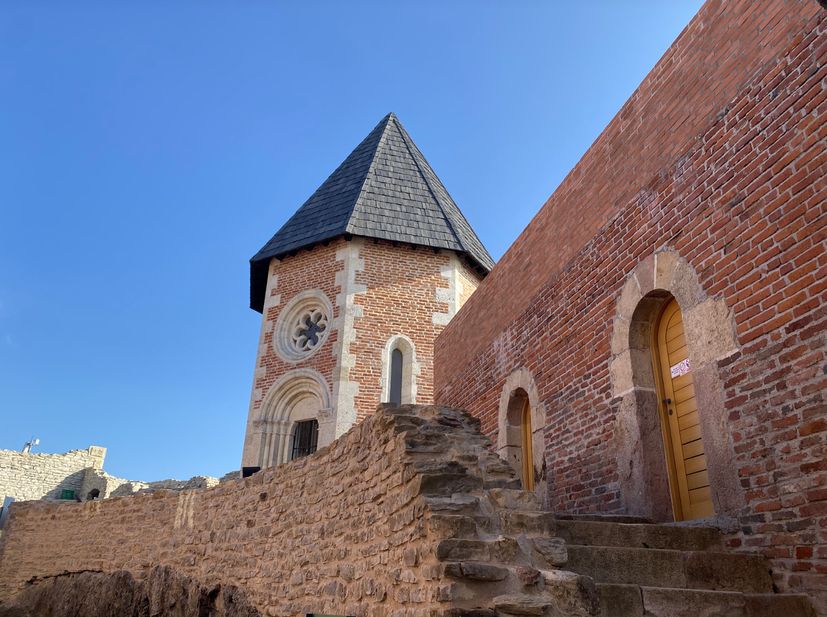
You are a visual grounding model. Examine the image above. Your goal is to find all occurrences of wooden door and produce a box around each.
[521,399,535,491]
[656,298,713,520]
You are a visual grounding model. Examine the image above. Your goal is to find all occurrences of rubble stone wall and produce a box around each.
[0,405,595,617]
[0,447,106,502]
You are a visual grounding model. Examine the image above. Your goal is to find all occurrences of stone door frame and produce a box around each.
[609,250,743,521]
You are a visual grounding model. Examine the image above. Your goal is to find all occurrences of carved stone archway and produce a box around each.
[609,249,742,521]
[498,368,547,505]
[254,369,333,468]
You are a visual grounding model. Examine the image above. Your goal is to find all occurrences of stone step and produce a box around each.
[566,545,773,592]
[436,536,568,568]
[436,535,569,569]
[476,510,556,536]
[444,561,510,582]
[555,519,722,551]
[491,594,552,616]
[556,513,654,524]
[436,537,522,564]
[426,494,481,516]
[595,584,815,617]
[485,488,541,511]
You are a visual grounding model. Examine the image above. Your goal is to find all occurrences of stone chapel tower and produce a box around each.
[241,113,494,470]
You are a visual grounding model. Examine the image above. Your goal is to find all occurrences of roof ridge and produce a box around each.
[391,117,465,252]
[344,114,393,236]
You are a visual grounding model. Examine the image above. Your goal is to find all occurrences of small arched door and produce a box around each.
[655,298,713,520]
[505,389,534,491]
[520,398,535,491]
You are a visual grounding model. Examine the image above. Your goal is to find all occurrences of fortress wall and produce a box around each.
[436,0,823,383]
[435,1,826,602]
[0,446,105,503]
[0,409,442,616]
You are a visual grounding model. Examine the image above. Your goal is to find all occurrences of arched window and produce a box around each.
[252,369,332,469]
[290,419,319,460]
[389,348,404,405]
[382,335,418,405]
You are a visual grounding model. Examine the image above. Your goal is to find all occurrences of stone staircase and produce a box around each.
[392,405,817,617]
[556,515,815,617]
[430,489,816,616]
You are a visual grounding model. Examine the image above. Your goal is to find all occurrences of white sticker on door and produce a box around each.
[670,358,691,378]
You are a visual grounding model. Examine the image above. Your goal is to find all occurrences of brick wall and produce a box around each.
[0,447,105,502]
[242,237,481,467]
[435,0,825,604]
[242,240,343,466]
[350,241,480,420]
[436,0,823,382]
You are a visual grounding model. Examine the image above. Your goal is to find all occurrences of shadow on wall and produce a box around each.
[0,565,263,617]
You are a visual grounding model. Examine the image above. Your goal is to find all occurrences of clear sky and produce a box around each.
[0,1,705,481]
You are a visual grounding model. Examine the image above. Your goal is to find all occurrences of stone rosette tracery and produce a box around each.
[273,290,333,362]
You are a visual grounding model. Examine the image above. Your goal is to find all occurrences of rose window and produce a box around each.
[274,291,333,362]
[291,309,328,353]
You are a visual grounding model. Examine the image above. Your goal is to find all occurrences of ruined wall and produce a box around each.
[435,0,825,603]
[0,406,597,617]
[0,447,106,502]
[79,468,221,500]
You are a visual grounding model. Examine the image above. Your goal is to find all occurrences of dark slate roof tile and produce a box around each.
[249,113,494,311]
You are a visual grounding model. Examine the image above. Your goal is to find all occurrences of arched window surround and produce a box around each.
[498,368,546,503]
[254,368,333,468]
[609,249,742,521]
[380,335,419,405]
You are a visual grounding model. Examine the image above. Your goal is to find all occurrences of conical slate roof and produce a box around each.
[249,113,494,312]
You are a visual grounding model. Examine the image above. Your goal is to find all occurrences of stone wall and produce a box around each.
[0,405,598,617]
[434,0,825,604]
[0,446,106,502]
[79,469,221,500]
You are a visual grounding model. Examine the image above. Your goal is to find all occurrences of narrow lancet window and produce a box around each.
[389,348,404,406]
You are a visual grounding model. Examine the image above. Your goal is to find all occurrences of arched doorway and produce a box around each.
[654,298,713,520]
[505,388,535,491]
[610,251,741,521]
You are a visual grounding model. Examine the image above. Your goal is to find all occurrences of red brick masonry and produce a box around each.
[436,0,826,605]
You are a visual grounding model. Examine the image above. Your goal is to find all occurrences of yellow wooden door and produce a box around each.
[656,299,713,520]
[521,400,535,491]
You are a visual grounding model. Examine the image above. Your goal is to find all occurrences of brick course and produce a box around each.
[242,237,481,467]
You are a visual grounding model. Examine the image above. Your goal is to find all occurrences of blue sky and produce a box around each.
[0,1,704,481]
